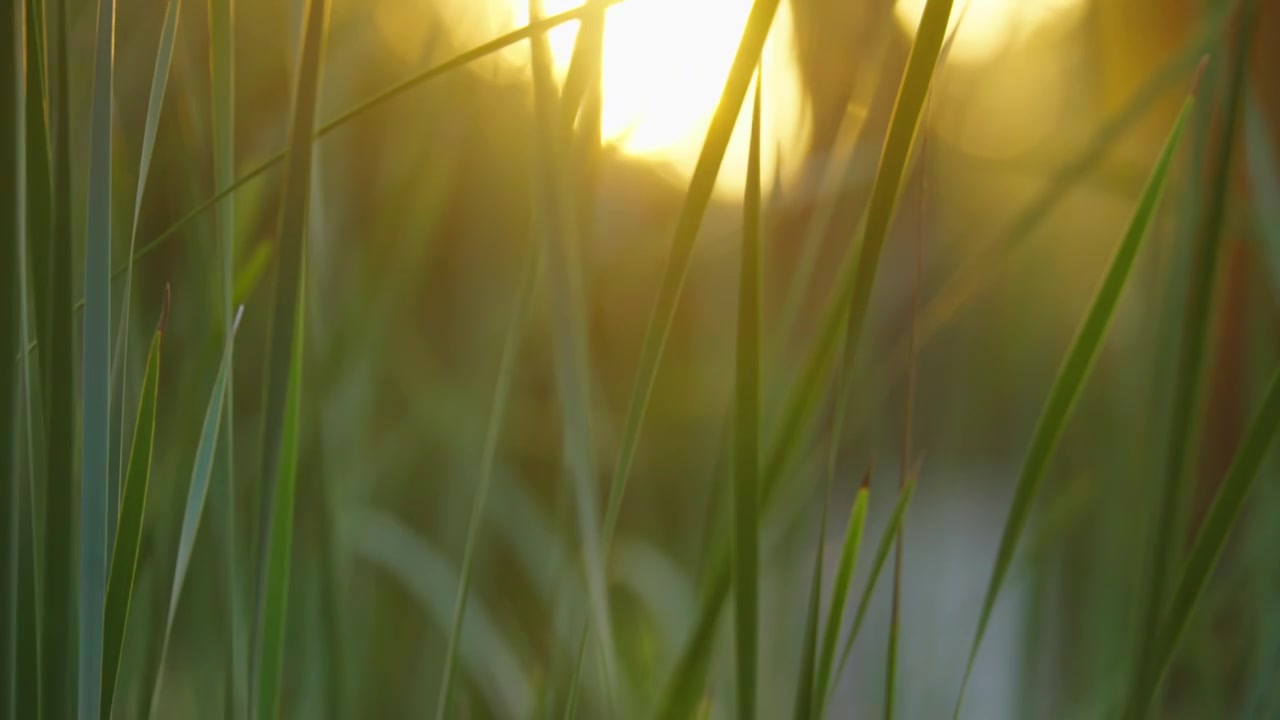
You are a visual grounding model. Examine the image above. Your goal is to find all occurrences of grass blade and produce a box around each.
[813,475,870,713]
[954,71,1201,718]
[1133,7,1257,707]
[791,486,830,720]
[1135,366,1280,713]
[148,306,243,714]
[732,64,764,720]
[79,0,116,713]
[109,0,182,550]
[831,470,918,700]
[3,0,19,711]
[436,248,542,720]
[101,288,167,720]
[1244,92,1280,298]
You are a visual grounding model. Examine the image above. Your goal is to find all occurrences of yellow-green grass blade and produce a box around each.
[813,478,869,713]
[79,0,116,713]
[44,0,76,715]
[436,248,542,720]
[791,487,830,720]
[1134,7,1256,707]
[255,272,305,720]
[67,0,638,314]
[606,0,783,578]
[109,0,182,555]
[147,305,243,714]
[1134,365,1280,715]
[101,289,166,720]
[208,0,246,714]
[732,64,763,720]
[832,471,918,701]
[955,82,1199,719]
[657,1,953,710]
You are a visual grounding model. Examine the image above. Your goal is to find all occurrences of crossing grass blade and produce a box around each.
[831,470,918,699]
[148,306,243,715]
[109,0,182,549]
[436,248,542,720]
[732,64,764,720]
[813,476,869,714]
[953,73,1200,718]
[791,488,830,720]
[1134,7,1257,708]
[253,0,328,716]
[1129,366,1280,716]
[80,0,117,714]
[101,288,167,720]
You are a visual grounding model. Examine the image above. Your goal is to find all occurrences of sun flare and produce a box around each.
[492,0,810,194]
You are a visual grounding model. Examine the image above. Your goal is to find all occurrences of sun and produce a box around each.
[500,0,810,195]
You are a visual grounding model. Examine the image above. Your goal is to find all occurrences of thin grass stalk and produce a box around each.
[812,474,870,716]
[79,0,117,713]
[732,64,764,720]
[3,0,20,711]
[1133,2,1258,710]
[791,482,830,720]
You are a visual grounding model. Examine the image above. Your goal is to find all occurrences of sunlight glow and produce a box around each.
[499,0,810,194]
[894,0,1083,64]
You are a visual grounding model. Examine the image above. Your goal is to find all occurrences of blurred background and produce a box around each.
[43,0,1280,716]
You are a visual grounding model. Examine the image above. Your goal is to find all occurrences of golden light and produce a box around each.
[893,0,1084,64]
[491,0,810,195]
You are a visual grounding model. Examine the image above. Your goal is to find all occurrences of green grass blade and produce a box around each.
[791,487,830,720]
[1135,366,1280,714]
[255,272,305,720]
[732,64,764,720]
[109,0,181,549]
[831,471,918,700]
[1134,8,1257,707]
[147,306,242,713]
[101,288,166,720]
[813,477,869,712]
[605,0,784,555]
[1244,92,1280,298]
[3,0,19,712]
[79,0,116,713]
[208,0,246,714]
[436,248,542,720]
[44,0,76,714]
[883,493,904,720]
[954,81,1199,718]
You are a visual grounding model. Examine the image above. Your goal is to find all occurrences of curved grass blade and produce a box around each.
[436,248,542,720]
[1131,367,1280,716]
[732,64,764,720]
[832,469,918,697]
[110,0,182,544]
[79,0,117,713]
[1134,7,1257,708]
[813,475,869,713]
[147,305,243,715]
[101,287,167,720]
[791,486,830,720]
[954,78,1200,718]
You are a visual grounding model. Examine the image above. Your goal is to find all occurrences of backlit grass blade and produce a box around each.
[813,475,869,713]
[436,248,542,720]
[1135,7,1256,706]
[1133,366,1280,715]
[954,79,1199,718]
[732,64,763,720]
[791,487,830,720]
[253,0,328,716]
[606,0,783,576]
[44,0,76,714]
[760,0,953,495]
[101,287,167,720]
[148,306,243,714]
[110,0,182,548]
[832,470,918,699]
[208,0,246,714]
[94,0,637,294]
[80,0,117,713]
